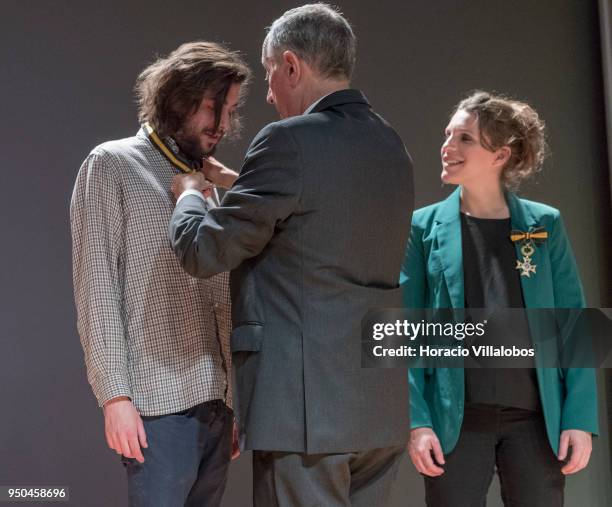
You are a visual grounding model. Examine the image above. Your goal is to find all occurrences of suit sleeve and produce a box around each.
[400,218,433,429]
[70,150,132,407]
[169,123,302,279]
[549,212,598,435]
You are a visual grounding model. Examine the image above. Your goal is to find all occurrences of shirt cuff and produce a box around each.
[91,373,133,409]
[177,189,206,205]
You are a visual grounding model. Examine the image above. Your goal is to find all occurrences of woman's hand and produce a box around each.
[408,427,445,476]
[558,429,592,474]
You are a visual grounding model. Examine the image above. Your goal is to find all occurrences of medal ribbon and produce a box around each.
[510,227,548,245]
[143,122,194,174]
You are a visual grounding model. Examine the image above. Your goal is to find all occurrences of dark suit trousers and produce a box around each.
[252,446,404,507]
[424,405,565,507]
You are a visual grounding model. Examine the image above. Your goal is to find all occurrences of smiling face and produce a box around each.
[441,109,508,188]
[174,82,242,160]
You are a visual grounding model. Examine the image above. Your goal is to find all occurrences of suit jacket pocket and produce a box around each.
[231,323,263,436]
[231,323,264,352]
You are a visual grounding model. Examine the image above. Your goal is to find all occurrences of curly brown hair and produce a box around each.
[454,91,548,190]
[134,41,251,139]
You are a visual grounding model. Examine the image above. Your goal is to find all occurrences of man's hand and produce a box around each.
[558,429,592,474]
[408,427,445,477]
[103,396,148,463]
[231,419,240,460]
[202,157,239,189]
[170,172,213,200]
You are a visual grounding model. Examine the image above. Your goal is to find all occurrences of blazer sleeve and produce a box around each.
[549,211,598,435]
[400,218,434,429]
[169,123,302,279]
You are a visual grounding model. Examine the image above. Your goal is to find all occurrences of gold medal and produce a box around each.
[515,243,537,277]
[510,227,547,278]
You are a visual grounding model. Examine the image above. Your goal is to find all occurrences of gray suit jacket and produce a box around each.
[169,89,414,453]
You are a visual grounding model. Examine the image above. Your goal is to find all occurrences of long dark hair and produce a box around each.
[135,41,251,138]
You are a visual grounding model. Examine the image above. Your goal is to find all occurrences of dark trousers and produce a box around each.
[252,446,405,507]
[425,405,565,507]
[122,399,233,507]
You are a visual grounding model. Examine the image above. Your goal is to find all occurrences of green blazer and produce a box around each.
[400,187,598,455]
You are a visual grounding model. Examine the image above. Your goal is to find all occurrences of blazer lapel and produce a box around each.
[435,187,464,308]
[507,193,541,308]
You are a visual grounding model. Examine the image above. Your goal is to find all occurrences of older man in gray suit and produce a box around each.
[169,4,414,506]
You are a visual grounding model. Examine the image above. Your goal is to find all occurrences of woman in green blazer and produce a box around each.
[401,91,598,506]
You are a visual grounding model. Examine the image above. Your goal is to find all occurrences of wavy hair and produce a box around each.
[135,41,251,138]
[454,91,548,190]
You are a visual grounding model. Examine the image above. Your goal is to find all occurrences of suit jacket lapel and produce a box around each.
[435,187,464,308]
[507,193,541,308]
[432,189,544,309]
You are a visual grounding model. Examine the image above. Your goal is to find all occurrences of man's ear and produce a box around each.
[282,50,302,87]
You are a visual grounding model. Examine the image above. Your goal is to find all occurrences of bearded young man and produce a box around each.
[70,41,250,507]
[169,5,414,506]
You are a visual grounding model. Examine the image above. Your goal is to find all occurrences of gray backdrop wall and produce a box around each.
[1,0,610,506]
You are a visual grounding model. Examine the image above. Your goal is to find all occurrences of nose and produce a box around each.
[219,108,231,134]
[266,86,274,105]
[441,134,455,154]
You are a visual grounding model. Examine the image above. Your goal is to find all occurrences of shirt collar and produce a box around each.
[304,89,369,115]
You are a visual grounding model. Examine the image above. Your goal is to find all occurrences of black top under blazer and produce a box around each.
[169,89,414,453]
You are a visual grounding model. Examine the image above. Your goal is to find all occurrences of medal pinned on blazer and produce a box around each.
[510,227,548,277]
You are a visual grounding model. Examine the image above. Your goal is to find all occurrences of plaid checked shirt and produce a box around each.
[70,128,231,416]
